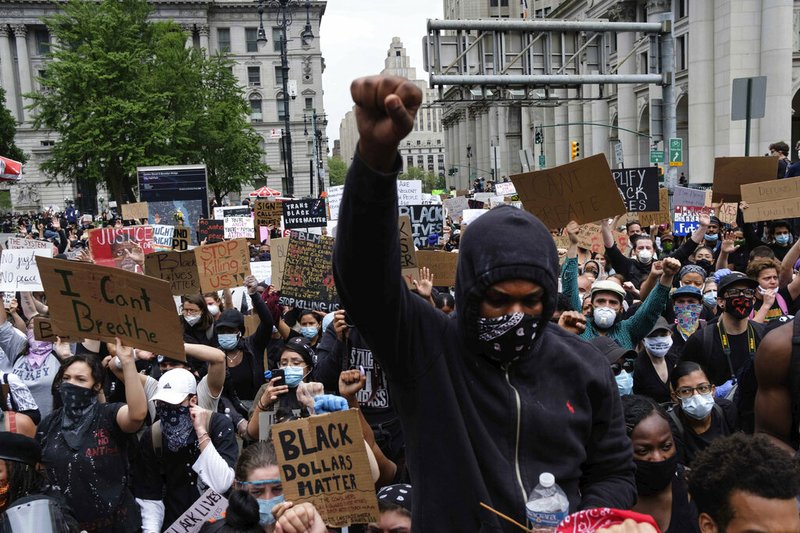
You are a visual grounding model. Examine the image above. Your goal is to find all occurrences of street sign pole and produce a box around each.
[744,77,752,157]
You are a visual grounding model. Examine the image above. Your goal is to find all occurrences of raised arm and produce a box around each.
[779,236,800,289]
[716,230,740,271]
[624,257,678,344]
[184,343,225,398]
[114,339,147,433]
[601,218,632,279]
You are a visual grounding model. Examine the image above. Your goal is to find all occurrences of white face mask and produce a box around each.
[184,314,201,326]
[681,392,715,420]
[207,304,220,317]
[593,307,617,329]
[643,335,673,358]
[637,249,653,264]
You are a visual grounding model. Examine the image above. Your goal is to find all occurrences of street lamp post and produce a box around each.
[466,144,472,189]
[304,109,328,198]
[256,0,314,197]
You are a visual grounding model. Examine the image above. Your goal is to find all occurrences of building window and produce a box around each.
[676,35,688,71]
[305,97,313,110]
[676,0,688,19]
[250,95,263,122]
[35,29,50,55]
[490,0,498,6]
[248,66,261,86]
[500,0,509,5]
[274,65,284,86]
[40,140,55,147]
[395,51,401,56]
[217,28,231,52]
[639,51,648,73]
[277,98,286,121]
[416,155,424,167]
[427,155,434,171]
[245,28,259,53]
[406,156,414,169]
[272,28,282,52]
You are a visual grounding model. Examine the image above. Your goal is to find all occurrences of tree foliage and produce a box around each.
[28,0,268,204]
[0,87,26,164]
[327,156,346,186]
[398,166,445,193]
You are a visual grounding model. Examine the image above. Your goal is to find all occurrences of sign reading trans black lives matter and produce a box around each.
[279,231,339,312]
[612,167,659,212]
[397,205,443,248]
[283,199,327,229]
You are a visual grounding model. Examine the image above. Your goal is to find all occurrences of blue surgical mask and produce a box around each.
[681,392,715,420]
[283,366,305,387]
[218,333,239,350]
[776,234,790,245]
[299,326,318,340]
[703,291,717,308]
[615,370,633,396]
[704,233,718,243]
[257,494,285,526]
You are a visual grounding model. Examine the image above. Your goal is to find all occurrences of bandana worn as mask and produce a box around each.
[59,382,99,450]
[477,312,538,362]
[661,241,674,253]
[26,328,52,369]
[156,403,194,452]
[258,494,285,525]
[593,307,617,330]
[674,302,702,339]
[724,295,754,320]
[643,336,673,358]
[634,454,678,496]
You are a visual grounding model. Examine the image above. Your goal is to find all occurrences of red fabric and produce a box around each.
[557,508,661,533]
[0,156,22,182]
[249,186,282,198]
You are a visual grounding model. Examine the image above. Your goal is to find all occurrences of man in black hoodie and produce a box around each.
[333,75,635,531]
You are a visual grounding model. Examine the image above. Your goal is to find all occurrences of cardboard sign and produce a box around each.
[0,249,53,291]
[283,199,328,229]
[144,250,201,296]
[397,180,423,206]
[397,205,444,248]
[575,224,628,254]
[193,239,252,293]
[443,196,469,220]
[152,225,175,251]
[121,202,149,221]
[741,175,800,204]
[511,153,626,228]
[88,227,155,272]
[272,409,379,527]
[32,316,79,343]
[674,206,711,236]
[7,237,52,250]
[279,231,339,312]
[398,216,418,270]
[163,489,228,533]
[36,257,185,359]
[270,237,289,291]
[717,202,738,226]
[742,197,800,223]
[172,226,190,251]
[673,186,707,207]
[612,167,659,212]
[639,188,671,227]
[414,250,458,287]
[494,181,517,196]
[712,157,778,202]
[213,206,250,219]
[198,219,224,242]
[254,199,283,228]
[326,185,344,221]
[552,234,571,250]
[250,260,272,285]
[223,216,255,239]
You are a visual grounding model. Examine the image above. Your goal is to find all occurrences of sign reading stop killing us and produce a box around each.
[36,257,186,360]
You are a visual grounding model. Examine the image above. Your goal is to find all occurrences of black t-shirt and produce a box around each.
[228,354,257,401]
[633,351,677,404]
[752,286,797,322]
[665,467,700,533]
[669,399,737,466]
[679,321,766,385]
[36,403,141,533]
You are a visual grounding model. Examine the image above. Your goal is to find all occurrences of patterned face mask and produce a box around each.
[156,403,194,452]
[477,312,538,363]
[674,302,702,338]
[59,382,99,450]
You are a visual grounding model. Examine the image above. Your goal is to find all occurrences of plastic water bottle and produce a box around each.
[525,472,569,532]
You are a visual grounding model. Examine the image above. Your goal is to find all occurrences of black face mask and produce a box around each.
[476,312,539,363]
[724,295,754,320]
[634,454,678,497]
[694,259,712,274]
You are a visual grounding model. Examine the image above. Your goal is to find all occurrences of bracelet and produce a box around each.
[257,401,269,411]
[198,434,210,446]
[196,432,208,440]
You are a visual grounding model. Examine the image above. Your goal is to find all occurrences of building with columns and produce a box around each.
[441,0,800,190]
[339,37,447,177]
[0,0,328,213]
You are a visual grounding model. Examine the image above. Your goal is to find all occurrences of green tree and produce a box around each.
[0,87,26,164]
[398,166,444,193]
[327,156,346,186]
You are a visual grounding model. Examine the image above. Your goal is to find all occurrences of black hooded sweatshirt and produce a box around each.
[334,152,635,531]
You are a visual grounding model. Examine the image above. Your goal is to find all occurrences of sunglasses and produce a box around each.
[611,359,634,376]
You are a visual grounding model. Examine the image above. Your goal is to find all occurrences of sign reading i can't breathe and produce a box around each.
[283,199,328,229]
[272,409,379,527]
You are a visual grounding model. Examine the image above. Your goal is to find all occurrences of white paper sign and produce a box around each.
[250,260,272,285]
[7,238,52,250]
[473,192,495,204]
[152,225,175,251]
[163,489,228,533]
[489,196,506,207]
[462,209,488,226]
[494,181,517,196]
[223,217,255,239]
[3,292,14,308]
[444,196,469,219]
[213,205,251,219]
[397,180,423,206]
[0,249,53,291]
[326,185,344,221]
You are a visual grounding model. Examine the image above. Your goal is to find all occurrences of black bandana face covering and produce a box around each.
[59,382,99,450]
[477,312,538,362]
[634,454,678,496]
[156,403,194,452]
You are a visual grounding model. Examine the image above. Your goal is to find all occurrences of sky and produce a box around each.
[320,0,444,146]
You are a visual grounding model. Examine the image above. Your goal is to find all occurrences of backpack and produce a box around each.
[151,413,212,458]
[664,402,726,443]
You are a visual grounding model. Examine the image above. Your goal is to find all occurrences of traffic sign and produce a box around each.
[650,150,665,163]
[538,154,545,167]
[669,138,683,167]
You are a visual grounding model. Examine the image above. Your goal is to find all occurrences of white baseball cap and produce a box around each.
[151,368,197,405]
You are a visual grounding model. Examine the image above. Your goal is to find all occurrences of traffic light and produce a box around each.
[448,167,457,176]
[570,141,581,161]
[534,127,543,145]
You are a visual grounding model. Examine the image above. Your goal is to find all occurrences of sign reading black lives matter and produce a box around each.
[612,167,659,212]
[283,199,327,229]
[279,231,339,312]
[397,205,443,248]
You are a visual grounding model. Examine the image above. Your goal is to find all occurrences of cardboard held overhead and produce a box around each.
[121,202,149,221]
[638,188,671,227]
[144,250,201,296]
[193,238,252,293]
[711,156,777,202]
[511,153,626,228]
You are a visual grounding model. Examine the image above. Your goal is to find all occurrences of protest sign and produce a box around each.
[270,237,289,291]
[612,167,659,212]
[32,316,79,343]
[717,203,738,226]
[327,185,344,221]
[144,250,201,296]
[414,250,458,287]
[193,239,252,293]
[0,234,15,249]
[198,219,224,242]
[575,224,629,254]
[741,196,800,223]
[397,205,443,248]
[152,225,175,252]
[0,248,52,291]
[494,181,516,196]
[552,234,571,250]
[279,232,339,312]
[163,489,228,533]
[213,206,250,219]
[673,186,706,207]
[7,237,52,250]
[397,180,422,206]
[461,209,487,226]
[712,157,777,202]
[88,227,155,272]
[399,216,418,288]
[511,154,626,228]
[254,199,283,229]
[172,226,190,251]
[272,409,379,527]
[2,292,13,308]
[250,260,272,285]
[121,202,149,221]
[443,196,469,220]
[223,216,255,239]
[674,206,711,236]
[741,175,800,204]
[37,257,185,359]
[283,199,327,229]
[639,188,671,227]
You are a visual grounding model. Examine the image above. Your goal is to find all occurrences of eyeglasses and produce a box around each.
[674,383,713,399]
[724,288,755,298]
[181,307,201,317]
[611,359,634,376]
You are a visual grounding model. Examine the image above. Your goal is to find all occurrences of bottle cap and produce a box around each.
[539,472,555,488]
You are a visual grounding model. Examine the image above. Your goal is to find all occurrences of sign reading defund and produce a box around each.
[36,257,186,360]
[272,409,379,527]
[397,205,443,248]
